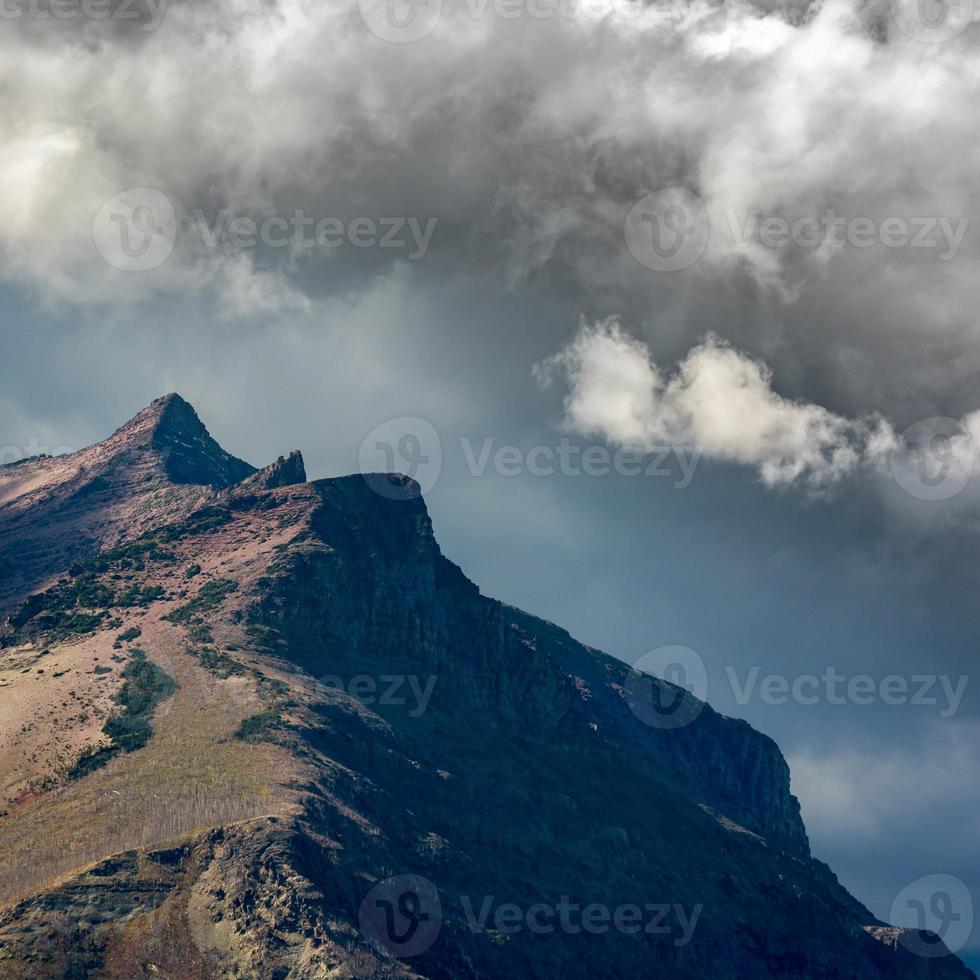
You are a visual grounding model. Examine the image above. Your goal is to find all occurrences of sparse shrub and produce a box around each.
[194,647,247,680]
[74,537,176,574]
[164,578,239,625]
[68,651,176,780]
[117,584,165,608]
[235,710,281,742]
[115,626,142,645]
[188,623,214,644]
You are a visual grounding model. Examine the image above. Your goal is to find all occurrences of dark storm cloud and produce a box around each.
[1,0,979,965]
[1,0,978,411]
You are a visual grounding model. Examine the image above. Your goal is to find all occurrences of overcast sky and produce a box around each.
[2,0,979,967]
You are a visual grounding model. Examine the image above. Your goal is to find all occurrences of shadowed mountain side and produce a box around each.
[0,398,972,979]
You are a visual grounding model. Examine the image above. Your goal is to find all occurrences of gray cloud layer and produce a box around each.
[2,0,979,426]
[2,0,980,964]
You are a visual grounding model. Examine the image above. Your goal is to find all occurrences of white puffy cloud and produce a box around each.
[537,316,980,520]
[537,318,892,486]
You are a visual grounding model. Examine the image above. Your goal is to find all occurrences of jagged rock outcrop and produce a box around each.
[0,397,973,979]
[235,451,307,492]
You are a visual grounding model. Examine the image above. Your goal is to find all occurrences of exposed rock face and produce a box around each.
[0,393,251,608]
[140,394,256,488]
[236,451,307,492]
[0,398,973,979]
[252,475,809,855]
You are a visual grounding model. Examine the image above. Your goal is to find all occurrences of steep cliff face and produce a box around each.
[0,399,972,979]
[249,474,809,855]
[140,394,256,488]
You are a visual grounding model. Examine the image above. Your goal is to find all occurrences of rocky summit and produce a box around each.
[0,396,972,979]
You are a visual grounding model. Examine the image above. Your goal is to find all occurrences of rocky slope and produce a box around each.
[0,395,972,978]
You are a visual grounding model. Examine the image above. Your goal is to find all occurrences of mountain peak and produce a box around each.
[112,393,255,488]
[149,391,189,411]
[116,392,203,443]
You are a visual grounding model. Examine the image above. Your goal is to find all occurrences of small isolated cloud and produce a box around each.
[537,319,980,495]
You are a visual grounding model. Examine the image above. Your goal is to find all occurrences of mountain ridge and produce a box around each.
[0,396,972,978]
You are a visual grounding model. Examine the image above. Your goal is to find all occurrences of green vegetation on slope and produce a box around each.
[191,645,248,679]
[68,651,177,780]
[235,710,281,742]
[164,578,239,625]
[5,535,179,643]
